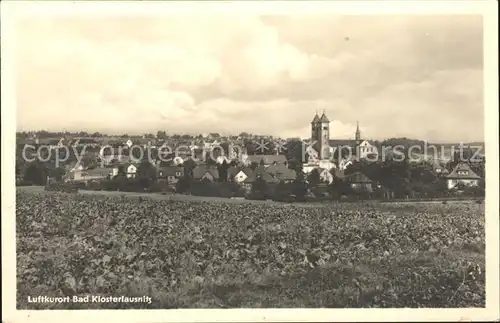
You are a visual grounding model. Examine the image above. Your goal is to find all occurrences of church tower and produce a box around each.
[355,121,361,145]
[311,110,330,160]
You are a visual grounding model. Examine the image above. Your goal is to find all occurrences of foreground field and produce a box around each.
[16,190,485,308]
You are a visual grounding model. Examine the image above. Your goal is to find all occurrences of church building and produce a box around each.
[310,111,331,160]
[310,111,378,163]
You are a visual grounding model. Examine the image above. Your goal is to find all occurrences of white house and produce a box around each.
[445,163,481,190]
[233,170,248,183]
[172,156,184,166]
[318,168,334,184]
[303,162,320,174]
[357,140,378,159]
[72,168,113,182]
[303,160,336,174]
[338,159,354,171]
[126,164,137,178]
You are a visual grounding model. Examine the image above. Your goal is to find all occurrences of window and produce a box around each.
[176,171,181,176]
[323,127,328,130]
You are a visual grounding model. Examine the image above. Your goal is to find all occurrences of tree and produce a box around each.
[328,176,345,200]
[175,178,190,194]
[251,176,268,200]
[292,173,308,201]
[157,130,167,139]
[24,162,48,185]
[50,167,66,182]
[217,159,230,182]
[137,161,157,188]
[80,153,99,169]
[287,158,303,174]
[15,162,22,178]
[183,158,197,180]
[250,162,259,171]
[116,165,127,178]
[206,156,217,166]
[274,181,292,201]
[307,168,321,187]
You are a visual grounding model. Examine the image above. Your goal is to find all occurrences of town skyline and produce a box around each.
[16,15,483,142]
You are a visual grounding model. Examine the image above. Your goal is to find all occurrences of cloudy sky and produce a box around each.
[15,14,483,142]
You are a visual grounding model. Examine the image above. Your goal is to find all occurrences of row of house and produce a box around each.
[67,146,482,193]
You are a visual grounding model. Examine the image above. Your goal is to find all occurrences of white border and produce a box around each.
[1,1,499,322]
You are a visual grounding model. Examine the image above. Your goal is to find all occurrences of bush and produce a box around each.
[175,178,190,194]
[17,180,34,187]
[44,182,79,193]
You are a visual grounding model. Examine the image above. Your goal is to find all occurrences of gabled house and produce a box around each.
[244,166,280,184]
[432,162,450,176]
[357,140,378,159]
[343,171,373,192]
[445,163,481,190]
[158,166,184,184]
[227,166,248,183]
[265,164,297,183]
[72,167,113,182]
[172,156,184,166]
[74,138,99,148]
[113,163,138,179]
[193,165,219,182]
[127,164,138,178]
[318,167,334,184]
[244,154,287,167]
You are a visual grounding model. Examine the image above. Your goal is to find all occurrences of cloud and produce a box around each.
[15,14,483,141]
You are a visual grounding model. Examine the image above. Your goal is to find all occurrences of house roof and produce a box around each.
[246,154,287,165]
[158,166,184,177]
[343,171,372,183]
[446,163,481,179]
[311,114,320,123]
[227,166,242,178]
[193,165,219,180]
[265,164,297,181]
[48,139,61,145]
[76,138,99,145]
[329,139,356,148]
[80,167,113,177]
[331,168,345,178]
[317,167,328,174]
[243,166,279,183]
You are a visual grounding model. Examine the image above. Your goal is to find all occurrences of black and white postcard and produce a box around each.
[2,1,499,322]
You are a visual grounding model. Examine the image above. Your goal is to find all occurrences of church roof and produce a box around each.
[311,114,320,123]
[319,113,330,123]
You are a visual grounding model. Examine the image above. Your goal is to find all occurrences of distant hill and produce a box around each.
[379,137,426,148]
